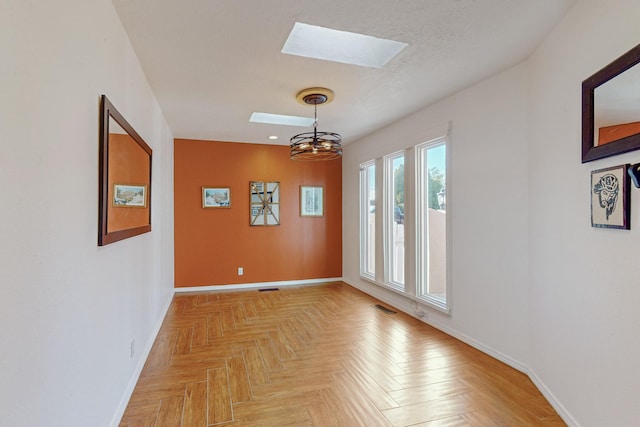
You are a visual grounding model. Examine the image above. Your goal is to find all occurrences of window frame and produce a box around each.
[359,160,376,280]
[415,136,451,313]
[356,124,451,314]
[383,151,406,291]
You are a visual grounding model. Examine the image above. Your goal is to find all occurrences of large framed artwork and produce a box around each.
[250,181,280,226]
[300,185,324,217]
[591,164,630,229]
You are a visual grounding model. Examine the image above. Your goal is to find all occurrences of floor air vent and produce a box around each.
[374,304,397,314]
[259,288,280,292]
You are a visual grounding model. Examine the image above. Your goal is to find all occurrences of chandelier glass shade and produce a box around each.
[290,88,342,161]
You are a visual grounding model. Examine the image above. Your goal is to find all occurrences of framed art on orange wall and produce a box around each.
[300,185,324,217]
[202,187,231,208]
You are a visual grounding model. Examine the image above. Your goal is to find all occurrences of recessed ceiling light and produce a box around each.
[250,112,314,127]
[282,22,408,69]
[268,135,278,140]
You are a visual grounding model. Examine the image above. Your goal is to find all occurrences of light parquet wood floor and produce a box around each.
[119,282,565,426]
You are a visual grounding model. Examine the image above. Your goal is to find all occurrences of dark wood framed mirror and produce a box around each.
[98,95,152,245]
[582,43,640,163]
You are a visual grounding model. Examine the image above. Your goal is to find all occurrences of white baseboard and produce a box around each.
[527,370,580,427]
[111,277,577,427]
[174,277,343,293]
[419,315,529,373]
[343,278,579,426]
[343,278,527,372]
[110,277,341,426]
[109,291,174,427]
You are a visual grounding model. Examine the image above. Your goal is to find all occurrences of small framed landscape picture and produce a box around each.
[591,164,630,229]
[300,185,324,217]
[113,184,147,208]
[202,187,231,208]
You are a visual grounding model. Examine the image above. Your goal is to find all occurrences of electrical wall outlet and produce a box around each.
[238,267,244,276]
[130,340,135,358]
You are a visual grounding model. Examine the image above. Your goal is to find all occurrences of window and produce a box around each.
[416,139,448,309]
[359,161,376,279]
[384,152,405,289]
[358,128,449,313]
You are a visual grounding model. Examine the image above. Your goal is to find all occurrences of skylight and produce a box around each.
[282,22,408,69]
[249,112,314,127]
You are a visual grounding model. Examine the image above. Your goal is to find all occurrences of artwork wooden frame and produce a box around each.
[98,95,152,246]
[202,187,231,208]
[591,164,630,229]
[113,184,147,207]
[300,185,324,217]
[582,43,640,163]
[250,181,280,226]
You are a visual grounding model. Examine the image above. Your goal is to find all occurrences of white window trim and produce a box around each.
[359,161,376,281]
[383,151,405,291]
[356,122,452,315]
[415,134,451,313]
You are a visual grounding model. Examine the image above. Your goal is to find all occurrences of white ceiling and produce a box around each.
[112,0,576,146]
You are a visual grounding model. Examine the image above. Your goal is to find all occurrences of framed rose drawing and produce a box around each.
[591,164,630,229]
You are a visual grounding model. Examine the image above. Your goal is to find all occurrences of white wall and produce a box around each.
[0,1,174,426]
[344,0,640,425]
[528,0,640,425]
[2,0,637,425]
[343,61,531,368]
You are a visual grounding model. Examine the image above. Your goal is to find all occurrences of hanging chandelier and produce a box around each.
[290,87,342,161]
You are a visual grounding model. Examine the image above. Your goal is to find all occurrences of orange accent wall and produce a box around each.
[107,133,151,232]
[174,139,342,287]
[598,121,640,145]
